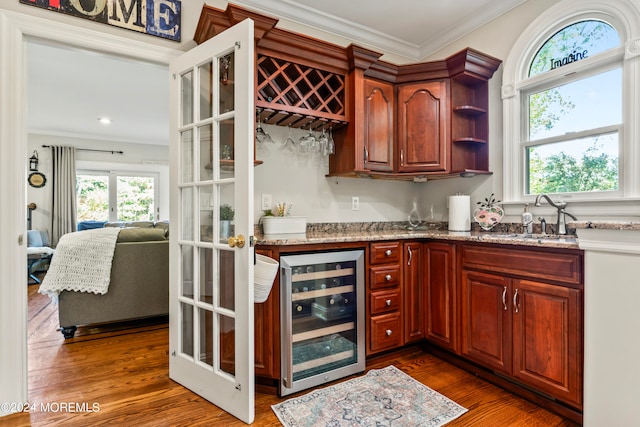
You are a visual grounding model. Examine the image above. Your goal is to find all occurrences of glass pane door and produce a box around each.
[169,18,255,424]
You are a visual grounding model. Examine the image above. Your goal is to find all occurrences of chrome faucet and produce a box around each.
[534,194,577,235]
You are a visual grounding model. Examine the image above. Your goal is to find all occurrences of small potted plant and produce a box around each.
[220,204,234,239]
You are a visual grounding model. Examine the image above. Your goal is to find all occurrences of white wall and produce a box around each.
[27,134,169,231]
[253,124,493,224]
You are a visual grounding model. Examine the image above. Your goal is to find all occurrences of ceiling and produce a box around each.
[26,0,526,146]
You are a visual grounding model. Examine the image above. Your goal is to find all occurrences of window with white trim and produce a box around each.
[76,170,159,222]
[525,21,621,195]
[502,0,640,207]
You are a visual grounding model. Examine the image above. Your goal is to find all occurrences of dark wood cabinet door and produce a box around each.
[397,81,449,172]
[403,242,423,343]
[363,79,395,172]
[424,242,456,350]
[512,279,583,407]
[254,248,279,379]
[460,270,512,374]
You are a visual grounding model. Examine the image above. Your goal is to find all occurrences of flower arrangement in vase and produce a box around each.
[473,193,504,231]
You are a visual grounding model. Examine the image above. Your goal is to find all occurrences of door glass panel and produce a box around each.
[199,308,214,367]
[199,124,213,181]
[181,187,194,240]
[218,184,235,243]
[219,52,235,113]
[181,71,193,125]
[219,118,235,176]
[219,315,236,376]
[181,129,194,183]
[181,246,194,298]
[181,302,194,357]
[219,249,235,311]
[199,247,213,303]
[199,62,213,120]
[199,185,213,242]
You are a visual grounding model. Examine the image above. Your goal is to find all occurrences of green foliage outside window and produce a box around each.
[76,174,155,222]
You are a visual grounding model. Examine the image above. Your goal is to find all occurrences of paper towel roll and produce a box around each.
[448,195,471,231]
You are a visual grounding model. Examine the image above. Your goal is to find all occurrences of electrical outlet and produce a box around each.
[261,193,272,211]
[351,196,360,211]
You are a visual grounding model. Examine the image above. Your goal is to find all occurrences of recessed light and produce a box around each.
[98,117,112,125]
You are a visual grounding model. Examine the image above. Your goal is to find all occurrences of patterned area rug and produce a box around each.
[272,365,467,426]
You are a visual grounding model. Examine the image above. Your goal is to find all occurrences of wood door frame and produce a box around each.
[0,9,179,413]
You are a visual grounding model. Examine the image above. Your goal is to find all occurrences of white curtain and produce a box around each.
[50,145,77,246]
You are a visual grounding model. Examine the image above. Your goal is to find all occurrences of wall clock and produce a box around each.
[28,172,46,188]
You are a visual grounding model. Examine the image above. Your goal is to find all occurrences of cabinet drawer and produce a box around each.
[462,244,583,285]
[369,265,401,289]
[369,312,402,353]
[370,242,401,265]
[369,289,401,315]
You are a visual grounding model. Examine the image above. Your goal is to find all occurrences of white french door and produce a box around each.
[168,19,255,424]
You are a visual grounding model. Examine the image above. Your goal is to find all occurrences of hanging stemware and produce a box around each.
[255,109,274,144]
[326,126,335,155]
[298,121,315,154]
[282,125,296,154]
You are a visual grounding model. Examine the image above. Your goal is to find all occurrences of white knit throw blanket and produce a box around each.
[39,227,121,301]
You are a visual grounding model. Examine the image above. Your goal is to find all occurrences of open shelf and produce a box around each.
[453,105,487,115]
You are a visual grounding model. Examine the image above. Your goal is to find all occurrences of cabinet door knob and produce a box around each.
[385,329,393,336]
[385,249,392,256]
[385,299,392,306]
[385,274,392,281]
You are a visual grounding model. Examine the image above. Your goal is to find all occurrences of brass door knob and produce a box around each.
[228,234,245,248]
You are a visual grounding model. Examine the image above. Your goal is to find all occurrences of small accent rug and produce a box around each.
[272,365,467,427]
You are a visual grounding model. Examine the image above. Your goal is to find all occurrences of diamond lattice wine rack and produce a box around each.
[257,54,347,130]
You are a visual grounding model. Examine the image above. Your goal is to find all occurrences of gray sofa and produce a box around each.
[58,222,169,338]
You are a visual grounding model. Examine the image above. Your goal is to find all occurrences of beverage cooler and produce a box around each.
[279,250,365,396]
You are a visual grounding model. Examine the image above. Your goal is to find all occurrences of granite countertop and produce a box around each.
[255,222,580,249]
[569,220,640,231]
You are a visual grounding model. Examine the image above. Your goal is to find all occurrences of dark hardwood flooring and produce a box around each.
[1,280,579,426]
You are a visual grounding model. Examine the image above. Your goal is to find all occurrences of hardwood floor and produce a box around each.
[1,283,580,426]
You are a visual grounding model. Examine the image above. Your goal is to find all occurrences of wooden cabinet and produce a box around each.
[397,81,449,173]
[460,244,583,408]
[367,241,403,355]
[423,242,457,351]
[403,242,424,343]
[363,79,395,172]
[254,248,279,380]
[330,47,501,180]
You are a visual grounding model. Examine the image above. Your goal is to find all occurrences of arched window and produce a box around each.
[502,0,640,213]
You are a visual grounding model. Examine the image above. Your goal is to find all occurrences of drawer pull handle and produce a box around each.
[385,249,392,256]
[385,329,393,336]
[385,299,392,306]
[513,288,520,313]
[385,274,392,281]
[502,286,508,311]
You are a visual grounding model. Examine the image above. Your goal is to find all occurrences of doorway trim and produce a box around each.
[0,9,180,414]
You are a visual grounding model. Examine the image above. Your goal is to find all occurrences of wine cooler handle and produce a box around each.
[282,266,294,389]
